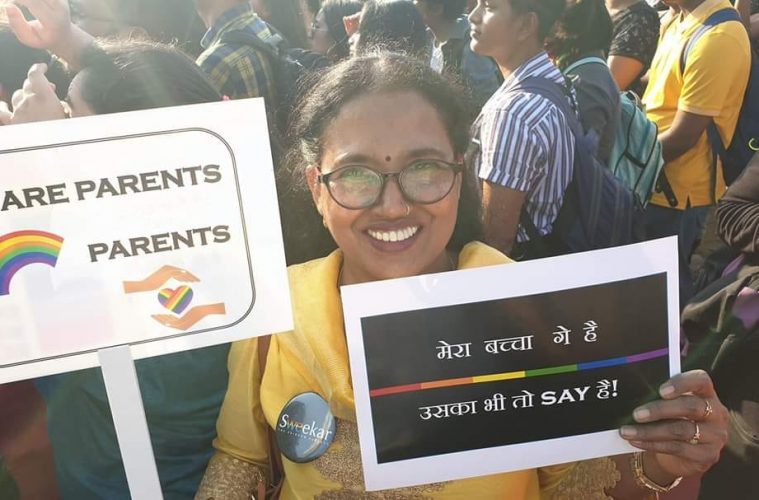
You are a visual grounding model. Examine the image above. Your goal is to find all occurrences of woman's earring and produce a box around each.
[322,218,328,228]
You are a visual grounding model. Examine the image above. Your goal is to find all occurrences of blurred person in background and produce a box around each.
[309,0,363,62]
[69,0,207,56]
[413,0,502,104]
[354,0,430,60]
[250,0,310,48]
[3,3,234,498]
[545,0,621,164]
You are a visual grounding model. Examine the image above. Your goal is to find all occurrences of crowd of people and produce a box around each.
[0,0,757,498]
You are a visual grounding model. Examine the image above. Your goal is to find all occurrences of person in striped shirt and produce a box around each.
[469,0,575,259]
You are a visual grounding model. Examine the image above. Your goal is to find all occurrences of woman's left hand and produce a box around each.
[619,369,729,478]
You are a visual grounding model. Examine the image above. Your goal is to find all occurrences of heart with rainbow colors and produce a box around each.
[157,286,194,315]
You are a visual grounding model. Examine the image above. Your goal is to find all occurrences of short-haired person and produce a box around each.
[642,0,751,306]
[545,0,621,163]
[309,0,363,61]
[354,0,430,60]
[413,0,503,103]
[468,0,575,258]
[195,52,729,499]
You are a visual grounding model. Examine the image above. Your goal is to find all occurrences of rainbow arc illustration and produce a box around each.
[0,230,64,296]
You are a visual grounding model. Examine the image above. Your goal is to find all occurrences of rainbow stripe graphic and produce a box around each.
[0,230,64,296]
[369,347,668,398]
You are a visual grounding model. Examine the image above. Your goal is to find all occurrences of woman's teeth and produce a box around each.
[367,226,419,243]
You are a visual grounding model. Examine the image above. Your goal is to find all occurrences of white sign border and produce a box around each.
[342,237,681,491]
[0,98,293,383]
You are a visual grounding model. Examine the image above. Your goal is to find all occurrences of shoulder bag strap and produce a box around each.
[678,8,741,202]
[257,335,285,499]
[564,56,608,75]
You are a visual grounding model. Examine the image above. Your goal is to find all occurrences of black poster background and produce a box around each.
[361,273,670,464]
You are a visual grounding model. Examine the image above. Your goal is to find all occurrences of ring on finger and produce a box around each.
[688,421,701,445]
[701,400,713,420]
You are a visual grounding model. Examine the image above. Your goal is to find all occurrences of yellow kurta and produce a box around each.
[199,242,619,499]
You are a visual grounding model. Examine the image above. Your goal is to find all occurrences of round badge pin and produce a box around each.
[276,392,336,463]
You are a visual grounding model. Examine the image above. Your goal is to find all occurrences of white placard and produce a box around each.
[0,99,292,383]
[342,237,680,491]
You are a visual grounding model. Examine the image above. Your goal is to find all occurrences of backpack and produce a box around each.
[680,8,759,186]
[564,57,664,208]
[219,29,330,134]
[513,77,642,258]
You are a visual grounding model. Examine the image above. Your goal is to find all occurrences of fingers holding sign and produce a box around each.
[620,370,729,478]
[9,63,67,124]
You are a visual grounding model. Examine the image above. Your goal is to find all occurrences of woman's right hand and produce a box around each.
[6,0,74,50]
[6,0,94,70]
[9,63,67,124]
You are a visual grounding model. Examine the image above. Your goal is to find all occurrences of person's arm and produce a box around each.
[476,106,544,256]
[657,109,712,163]
[5,0,94,71]
[660,28,749,163]
[481,183,527,255]
[607,5,660,91]
[716,154,759,254]
[608,55,646,91]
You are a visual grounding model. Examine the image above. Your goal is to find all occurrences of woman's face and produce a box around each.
[308,10,333,55]
[307,90,461,285]
[468,0,526,65]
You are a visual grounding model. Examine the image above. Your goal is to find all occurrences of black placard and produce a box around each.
[361,273,669,464]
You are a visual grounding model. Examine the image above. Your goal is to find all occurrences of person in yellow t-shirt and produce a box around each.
[642,0,751,306]
[196,53,729,500]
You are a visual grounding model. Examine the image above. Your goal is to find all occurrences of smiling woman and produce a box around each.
[195,53,618,500]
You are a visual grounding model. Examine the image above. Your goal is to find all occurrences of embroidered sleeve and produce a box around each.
[195,451,267,500]
[539,458,621,499]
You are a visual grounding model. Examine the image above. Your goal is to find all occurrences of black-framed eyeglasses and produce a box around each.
[317,160,463,210]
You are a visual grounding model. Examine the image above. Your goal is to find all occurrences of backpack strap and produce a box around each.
[676,8,741,202]
[564,56,607,75]
[257,335,285,499]
[680,8,742,74]
[509,77,582,257]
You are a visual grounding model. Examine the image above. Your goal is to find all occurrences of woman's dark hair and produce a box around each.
[544,0,612,63]
[319,0,363,61]
[75,39,221,115]
[356,0,430,60]
[260,0,310,49]
[509,0,566,40]
[279,53,481,265]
